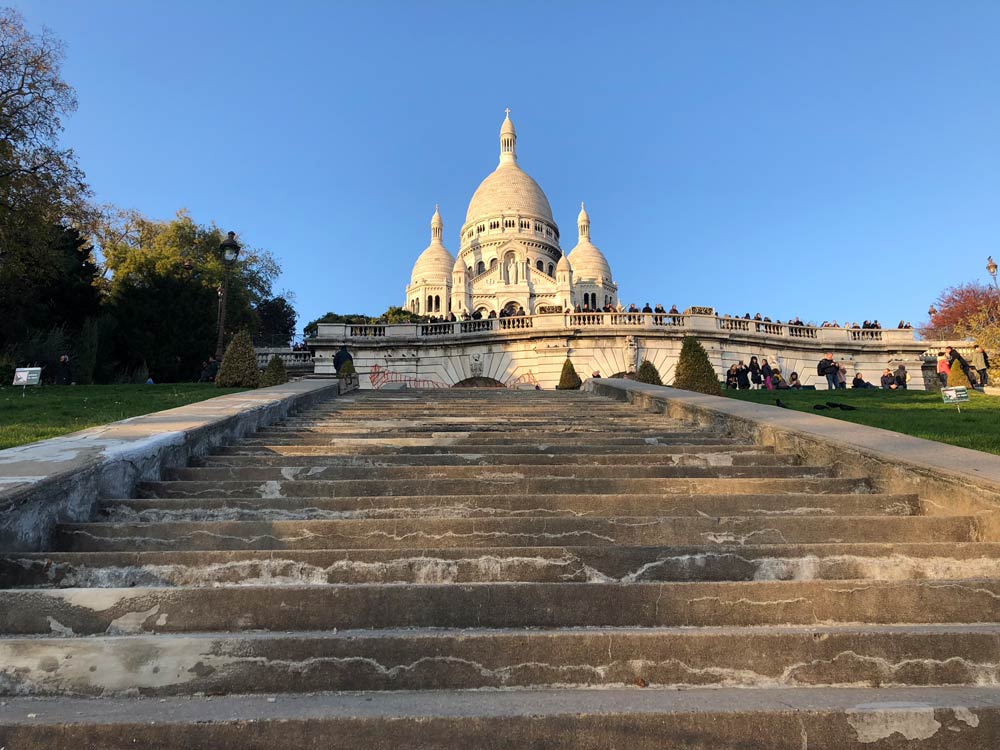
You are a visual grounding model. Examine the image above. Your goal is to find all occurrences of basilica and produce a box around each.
[406,112,618,317]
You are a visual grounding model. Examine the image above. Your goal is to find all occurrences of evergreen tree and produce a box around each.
[673,336,722,395]
[260,354,288,387]
[216,330,259,388]
[635,359,663,386]
[556,357,582,390]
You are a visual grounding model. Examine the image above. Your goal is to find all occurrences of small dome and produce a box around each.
[453,254,467,274]
[557,254,572,272]
[577,202,590,225]
[567,241,612,283]
[500,110,516,137]
[410,207,455,284]
[411,243,455,283]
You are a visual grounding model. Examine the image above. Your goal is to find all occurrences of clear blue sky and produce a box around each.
[19,1,1000,332]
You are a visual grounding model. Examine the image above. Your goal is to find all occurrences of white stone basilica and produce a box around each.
[406,111,618,317]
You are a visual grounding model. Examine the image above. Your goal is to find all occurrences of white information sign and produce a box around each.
[12,367,41,387]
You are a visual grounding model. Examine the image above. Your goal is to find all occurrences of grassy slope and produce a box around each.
[724,388,1000,455]
[0,384,245,450]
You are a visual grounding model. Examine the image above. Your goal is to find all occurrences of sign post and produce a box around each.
[12,367,42,397]
[941,386,970,413]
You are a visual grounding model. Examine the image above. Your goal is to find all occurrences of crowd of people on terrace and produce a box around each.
[719,313,912,329]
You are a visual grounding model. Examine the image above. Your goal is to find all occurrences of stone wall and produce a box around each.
[311,313,930,390]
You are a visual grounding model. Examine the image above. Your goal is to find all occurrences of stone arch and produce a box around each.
[453,376,505,388]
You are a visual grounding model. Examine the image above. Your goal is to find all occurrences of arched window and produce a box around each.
[434,295,440,312]
[477,261,485,275]
[468,266,474,275]
[427,295,433,312]
[536,260,544,271]
[490,258,498,269]
[414,299,420,313]
[547,263,554,276]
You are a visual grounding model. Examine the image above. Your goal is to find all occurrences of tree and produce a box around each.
[673,336,722,395]
[216,330,259,388]
[923,282,994,339]
[94,209,281,381]
[380,306,423,324]
[635,359,663,386]
[255,296,298,346]
[260,354,288,387]
[0,8,90,245]
[303,312,371,338]
[556,357,582,390]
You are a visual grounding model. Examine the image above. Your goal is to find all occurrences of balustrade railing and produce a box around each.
[349,325,386,337]
[718,318,751,331]
[420,323,455,336]
[788,325,818,339]
[850,329,883,342]
[460,319,495,334]
[314,315,911,346]
[498,316,533,330]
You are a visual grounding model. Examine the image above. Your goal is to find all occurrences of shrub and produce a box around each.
[672,336,722,395]
[260,354,288,387]
[216,330,260,388]
[947,359,973,388]
[338,359,355,378]
[556,357,582,390]
[635,359,663,386]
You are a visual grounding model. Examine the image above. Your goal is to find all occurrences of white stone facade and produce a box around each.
[405,112,617,317]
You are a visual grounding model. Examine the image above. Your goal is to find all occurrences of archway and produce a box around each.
[453,377,505,388]
[501,300,520,316]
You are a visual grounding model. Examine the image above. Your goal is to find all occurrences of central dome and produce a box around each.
[465,163,554,226]
[463,112,555,228]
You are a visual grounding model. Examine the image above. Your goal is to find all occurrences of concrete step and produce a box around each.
[1,687,998,749]
[3,579,1000,634]
[54,515,977,552]
[210,443,765,456]
[135,476,869,499]
[240,434,744,446]
[163,464,832,483]
[95,492,921,523]
[7,542,1000,588]
[193,448,786,467]
[3,624,999,697]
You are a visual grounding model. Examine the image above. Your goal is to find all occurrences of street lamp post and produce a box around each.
[215,231,241,359]
[988,256,999,292]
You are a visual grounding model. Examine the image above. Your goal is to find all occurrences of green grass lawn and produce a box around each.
[725,387,1000,455]
[0,384,245,450]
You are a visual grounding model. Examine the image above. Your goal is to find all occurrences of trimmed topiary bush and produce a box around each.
[947,359,972,388]
[216,330,260,388]
[635,359,663,386]
[260,354,288,387]
[672,336,722,395]
[338,359,356,378]
[556,357,582,390]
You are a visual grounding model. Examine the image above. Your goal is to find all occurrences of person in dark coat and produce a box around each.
[56,354,73,385]
[333,346,353,374]
[725,365,739,389]
[736,361,751,390]
[748,356,762,389]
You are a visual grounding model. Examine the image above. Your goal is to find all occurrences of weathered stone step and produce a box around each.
[211,443,763,456]
[265,417,692,430]
[136,476,868,499]
[2,687,998,749]
[3,624,999,697]
[55,515,978,552]
[164,464,830,483]
[8,542,1000,588]
[242,433,742,446]
[4,579,1000,634]
[95,492,920,523]
[193,448,785,467]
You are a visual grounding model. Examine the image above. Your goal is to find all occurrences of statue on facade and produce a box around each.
[624,335,639,373]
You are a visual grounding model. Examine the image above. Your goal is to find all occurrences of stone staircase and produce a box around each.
[1,389,998,748]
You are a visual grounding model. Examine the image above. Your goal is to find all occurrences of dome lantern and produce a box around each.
[578,202,590,241]
[500,108,516,165]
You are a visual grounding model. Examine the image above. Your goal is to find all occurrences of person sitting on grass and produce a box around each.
[880,368,898,390]
[852,372,875,389]
[787,371,802,389]
[771,368,789,390]
[894,364,909,390]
